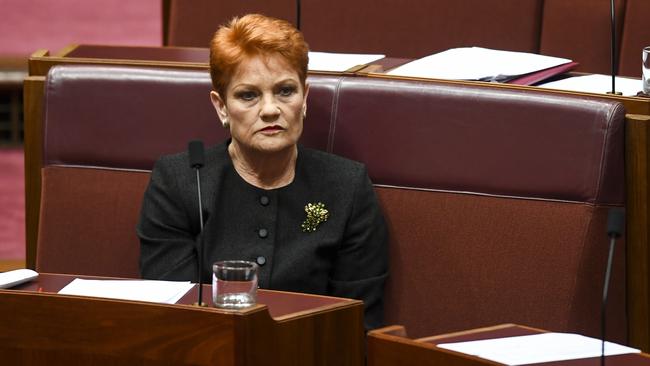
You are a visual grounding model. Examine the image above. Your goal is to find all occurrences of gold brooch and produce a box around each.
[301,202,329,232]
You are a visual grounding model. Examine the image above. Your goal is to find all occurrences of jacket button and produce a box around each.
[258,228,268,238]
[256,256,266,266]
[260,196,270,206]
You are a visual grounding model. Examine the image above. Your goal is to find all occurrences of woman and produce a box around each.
[137,14,388,329]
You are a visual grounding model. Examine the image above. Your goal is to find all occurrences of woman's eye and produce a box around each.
[236,91,258,101]
[278,86,296,97]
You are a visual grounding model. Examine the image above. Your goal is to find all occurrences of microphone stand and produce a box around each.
[600,234,616,366]
[607,0,622,95]
[601,208,624,366]
[296,0,301,30]
[194,165,205,306]
[188,140,206,306]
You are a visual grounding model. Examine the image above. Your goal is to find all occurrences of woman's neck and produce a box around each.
[228,142,298,190]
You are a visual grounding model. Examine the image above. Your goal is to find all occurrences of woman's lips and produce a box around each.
[260,125,284,133]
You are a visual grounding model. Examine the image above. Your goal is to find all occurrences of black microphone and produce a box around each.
[601,207,624,366]
[606,208,624,239]
[188,140,206,306]
[189,140,205,169]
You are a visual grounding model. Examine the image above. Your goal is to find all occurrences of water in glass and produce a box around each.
[213,276,257,309]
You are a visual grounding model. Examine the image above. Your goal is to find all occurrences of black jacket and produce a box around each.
[138,140,388,329]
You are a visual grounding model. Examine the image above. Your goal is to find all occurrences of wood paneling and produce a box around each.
[0,278,364,365]
[23,76,44,270]
[0,260,25,272]
[626,113,650,350]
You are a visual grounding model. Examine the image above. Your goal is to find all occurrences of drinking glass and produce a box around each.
[643,46,650,94]
[212,260,258,309]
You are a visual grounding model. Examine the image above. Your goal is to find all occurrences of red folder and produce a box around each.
[507,61,579,86]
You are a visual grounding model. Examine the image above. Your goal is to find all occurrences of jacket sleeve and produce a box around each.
[137,157,199,281]
[328,167,389,331]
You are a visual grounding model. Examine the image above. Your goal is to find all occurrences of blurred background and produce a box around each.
[0,0,162,271]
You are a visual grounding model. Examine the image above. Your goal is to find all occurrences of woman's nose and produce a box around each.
[260,95,281,120]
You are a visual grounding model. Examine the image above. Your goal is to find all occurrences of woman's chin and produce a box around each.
[250,138,297,154]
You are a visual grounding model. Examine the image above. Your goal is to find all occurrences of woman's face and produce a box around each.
[210,53,308,154]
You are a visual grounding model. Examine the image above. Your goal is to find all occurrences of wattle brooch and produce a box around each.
[301,202,329,232]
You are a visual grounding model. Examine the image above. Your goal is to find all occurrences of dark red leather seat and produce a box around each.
[36,65,338,277]
[36,65,627,344]
[330,76,626,341]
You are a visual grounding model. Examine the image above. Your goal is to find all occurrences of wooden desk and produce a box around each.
[0,273,364,365]
[28,44,210,75]
[363,72,650,115]
[368,324,650,366]
[21,44,650,351]
[27,44,407,79]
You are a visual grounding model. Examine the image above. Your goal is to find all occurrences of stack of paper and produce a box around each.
[538,74,643,96]
[387,47,572,82]
[438,332,640,365]
[308,51,385,72]
[58,278,194,304]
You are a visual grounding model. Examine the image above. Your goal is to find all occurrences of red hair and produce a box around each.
[209,14,309,98]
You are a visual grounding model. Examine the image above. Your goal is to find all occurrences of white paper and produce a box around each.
[538,74,643,96]
[0,269,39,289]
[58,278,194,304]
[308,51,385,72]
[387,47,571,81]
[438,332,640,365]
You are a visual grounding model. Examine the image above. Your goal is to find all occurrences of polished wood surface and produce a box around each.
[22,44,650,351]
[27,45,387,77]
[364,72,650,116]
[368,324,650,366]
[625,113,650,351]
[368,325,504,366]
[28,46,209,77]
[415,324,542,344]
[13,273,353,319]
[23,76,44,270]
[26,45,650,115]
[1,273,364,365]
[0,259,24,272]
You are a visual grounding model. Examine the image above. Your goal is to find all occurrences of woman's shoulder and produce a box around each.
[154,142,227,171]
[298,147,367,179]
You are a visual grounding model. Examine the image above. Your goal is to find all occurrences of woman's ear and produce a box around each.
[210,91,229,128]
[302,83,310,118]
